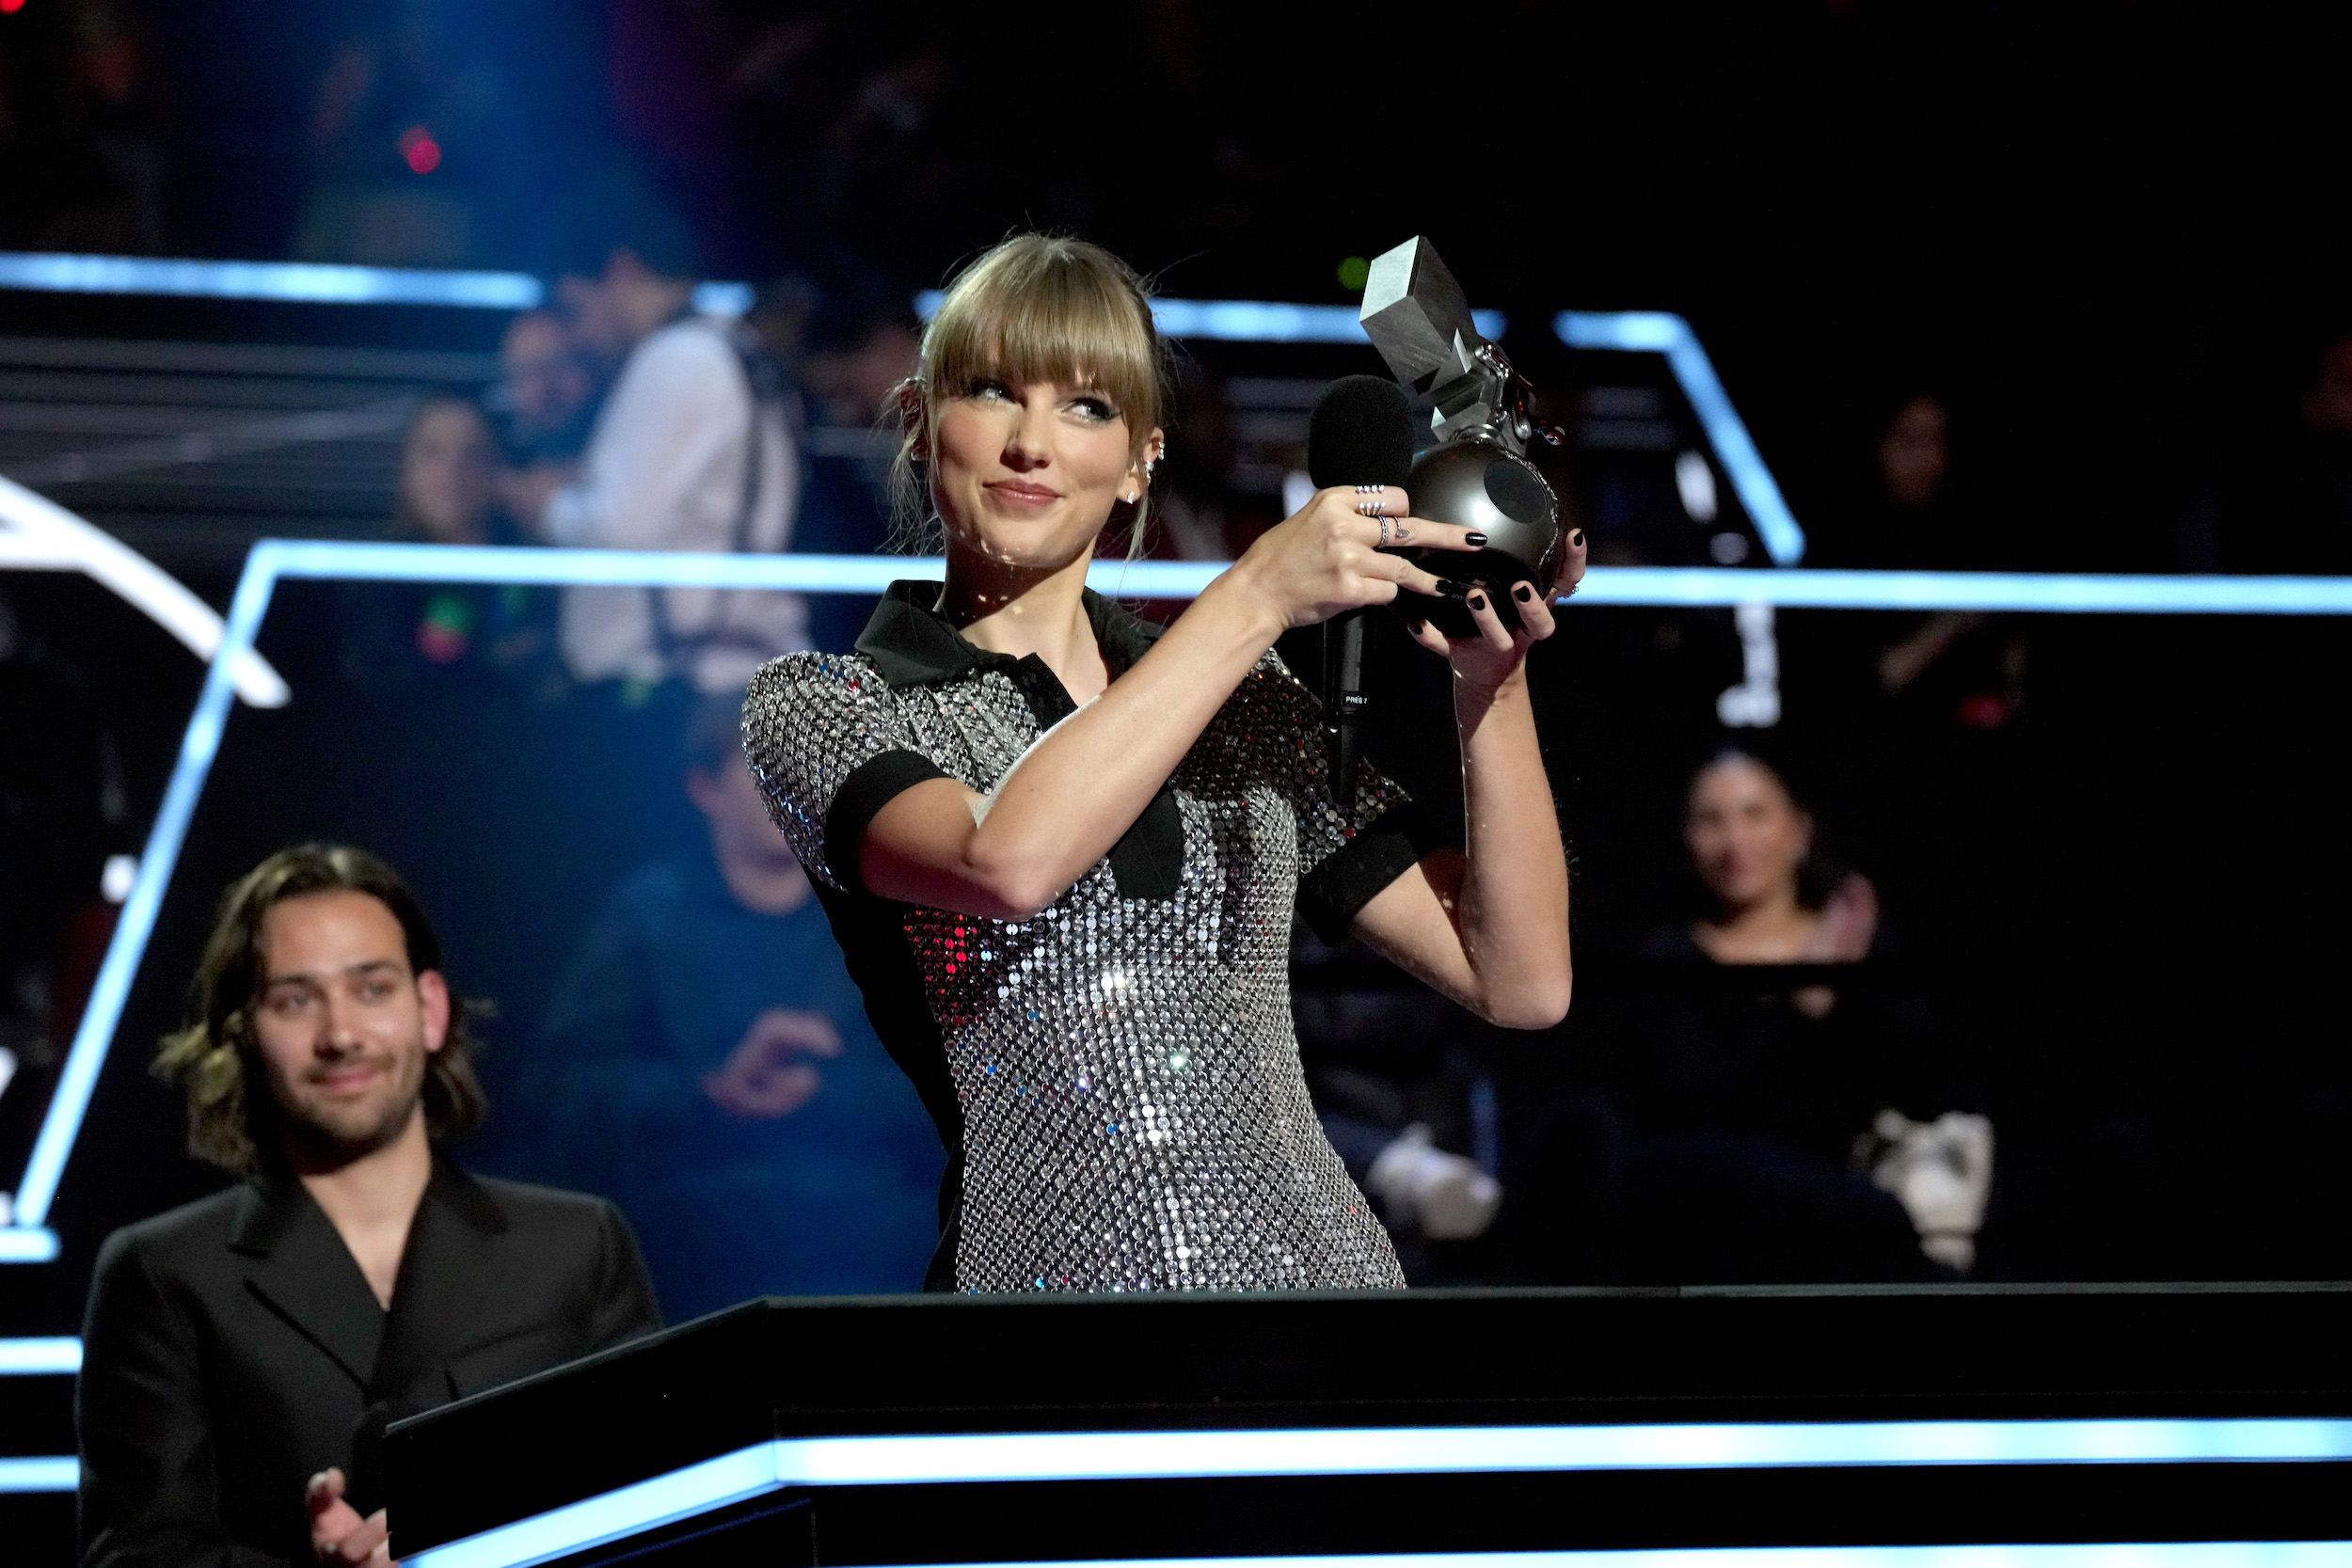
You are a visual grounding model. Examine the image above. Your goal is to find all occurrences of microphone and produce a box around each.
[1307,374,1416,810]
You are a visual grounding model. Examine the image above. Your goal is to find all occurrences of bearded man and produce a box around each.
[76,845,661,1568]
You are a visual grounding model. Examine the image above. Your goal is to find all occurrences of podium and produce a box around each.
[387,1286,2352,1568]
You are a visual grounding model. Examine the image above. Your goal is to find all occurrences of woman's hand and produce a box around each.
[1230,485,1483,631]
[1404,526,1588,695]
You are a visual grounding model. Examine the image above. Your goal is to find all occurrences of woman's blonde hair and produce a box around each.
[891,234,1168,555]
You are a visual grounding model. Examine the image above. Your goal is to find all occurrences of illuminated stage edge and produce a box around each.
[399,1421,2352,1568]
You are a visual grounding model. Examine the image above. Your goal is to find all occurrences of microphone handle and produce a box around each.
[1323,610,1369,809]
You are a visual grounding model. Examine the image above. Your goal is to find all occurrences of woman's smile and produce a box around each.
[985,478,1064,510]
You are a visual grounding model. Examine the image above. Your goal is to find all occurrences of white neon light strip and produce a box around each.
[242,542,2352,616]
[1,474,290,706]
[8,547,278,1226]
[0,1228,59,1262]
[0,252,545,309]
[403,1422,2352,1568]
[24,538,2352,1237]
[1554,311,1806,568]
[0,252,1525,344]
[0,1337,80,1374]
[681,1549,2352,1568]
[0,1456,78,1494]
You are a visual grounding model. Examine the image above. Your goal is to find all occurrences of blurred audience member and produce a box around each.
[1581,749,1990,1278]
[2176,328,2352,575]
[1807,390,2026,731]
[396,396,498,546]
[791,279,918,651]
[1293,932,1504,1284]
[341,397,558,689]
[493,309,603,466]
[510,174,805,694]
[26,0,170,254]
[519,696,942,1313]
[292,8,501,266]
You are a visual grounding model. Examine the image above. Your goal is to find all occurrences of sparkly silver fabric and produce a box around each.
[744,637,1409,1293]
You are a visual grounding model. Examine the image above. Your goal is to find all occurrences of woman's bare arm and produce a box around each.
[1350,579,1576,1030]
[859,491,1479,919]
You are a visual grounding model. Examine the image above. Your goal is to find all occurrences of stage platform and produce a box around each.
[387,1285,2352,1568]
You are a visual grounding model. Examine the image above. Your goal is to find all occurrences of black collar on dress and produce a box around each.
[850,578,1182,899]
[853,579,1165,689]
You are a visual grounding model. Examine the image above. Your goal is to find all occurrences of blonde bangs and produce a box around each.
[923,236,1163,445]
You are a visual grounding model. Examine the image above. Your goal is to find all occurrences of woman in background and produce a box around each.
[1599,748,1991,1278]
[342,396,557,687]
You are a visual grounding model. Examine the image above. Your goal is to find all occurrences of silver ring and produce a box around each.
[1355,499,1383,518]
[1378,516,1393,546]
[1355,483,1384,495]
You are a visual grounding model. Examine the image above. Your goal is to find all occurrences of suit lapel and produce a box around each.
[368,1160,507,1405]
[230,1177,386,1392]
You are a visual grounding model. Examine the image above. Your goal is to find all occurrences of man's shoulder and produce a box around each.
[467,1171,625,1240]
[631,317,741,377]
[92,1184,250,1280]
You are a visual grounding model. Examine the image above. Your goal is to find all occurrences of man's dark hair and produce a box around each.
[535,164,702,283]
[152,844,486,1174]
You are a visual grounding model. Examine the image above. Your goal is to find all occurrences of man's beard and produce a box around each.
[279,1049,428,1161]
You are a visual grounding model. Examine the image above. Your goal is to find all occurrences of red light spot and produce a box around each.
[399,126,441,174]
[0,1,26,14]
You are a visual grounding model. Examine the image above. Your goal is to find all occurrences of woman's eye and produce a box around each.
[1068,396,1117,422]
[967,378,1012,402]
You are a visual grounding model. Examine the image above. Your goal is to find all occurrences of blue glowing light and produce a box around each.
[0,1337,80,1374]
[23,541,2352,1242]
[8,548,278,1227]
[1554,311,1807,568]
[0,1457,78,1494]
[0,1227,59,1261]
[401,1421,2352,1568]
[0,252,545,309]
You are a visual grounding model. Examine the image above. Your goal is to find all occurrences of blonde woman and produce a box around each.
[745,235,1581,1291]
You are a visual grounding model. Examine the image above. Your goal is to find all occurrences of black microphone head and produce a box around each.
[1307,375,1415,489]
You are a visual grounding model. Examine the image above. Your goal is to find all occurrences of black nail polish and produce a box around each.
[1436,578,1470,599]
[1513,582,1534,601]
[1408,621,1427,638]
[1464,532,1489,547]
[1468,593,1488,611]
[1568,529,1586,547]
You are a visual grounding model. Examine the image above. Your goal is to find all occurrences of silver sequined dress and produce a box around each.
[744,583,1425,1293]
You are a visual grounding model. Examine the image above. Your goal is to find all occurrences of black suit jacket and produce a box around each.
[77,1160,662,1568]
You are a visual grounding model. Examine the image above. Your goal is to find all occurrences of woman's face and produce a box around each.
[400,401,496,545]
[928,372,1154,571]
[1685,758,1810,916]
[1879,395,1950,510]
